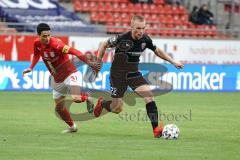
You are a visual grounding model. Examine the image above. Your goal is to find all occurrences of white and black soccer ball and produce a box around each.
[162,124,180,140]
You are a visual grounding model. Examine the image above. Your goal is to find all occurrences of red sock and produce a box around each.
[56,106,74,127]
[72,92,89,103]
[80,92,89,102]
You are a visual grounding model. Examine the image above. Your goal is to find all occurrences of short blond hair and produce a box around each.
[131,15,145,25]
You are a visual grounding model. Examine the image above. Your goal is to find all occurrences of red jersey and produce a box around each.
[33,37,77,83]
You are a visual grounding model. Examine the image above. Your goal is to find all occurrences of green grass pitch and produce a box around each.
[0,92,239,160]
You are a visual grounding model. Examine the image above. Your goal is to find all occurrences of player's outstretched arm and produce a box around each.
[68,47,101,72]
[93,40,110,75]
[154,47,184,69]
[98,40,109,60]
[22,53,40,76]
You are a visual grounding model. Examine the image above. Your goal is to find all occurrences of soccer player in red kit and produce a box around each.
[22,23,101,133]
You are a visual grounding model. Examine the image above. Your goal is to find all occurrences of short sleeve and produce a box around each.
[107,35,120,47]
[146,36,157,52]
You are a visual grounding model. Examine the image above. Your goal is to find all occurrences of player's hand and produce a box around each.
[89,60,102,72]
[173,60,184,69]
[88,61,101,82]
[22,68,32,77]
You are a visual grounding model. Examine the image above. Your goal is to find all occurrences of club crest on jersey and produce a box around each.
[70,76,77,82]
[141,43,146,50]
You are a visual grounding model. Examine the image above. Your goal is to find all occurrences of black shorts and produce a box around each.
[110,69,148,98]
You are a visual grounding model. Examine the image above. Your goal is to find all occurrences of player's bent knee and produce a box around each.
[55,104,64,112]
[71,95,82,103]
[144,96,154,104]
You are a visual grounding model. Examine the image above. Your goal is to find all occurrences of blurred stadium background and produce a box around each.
[0,0,240,160]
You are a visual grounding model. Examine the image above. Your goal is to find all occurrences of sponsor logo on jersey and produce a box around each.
[118,40,133,51]
[141,43,146,50]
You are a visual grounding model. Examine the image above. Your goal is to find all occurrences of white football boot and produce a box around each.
[62,123,78,133]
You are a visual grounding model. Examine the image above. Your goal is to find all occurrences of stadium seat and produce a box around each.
[163,5,173,15]
[142,4,150,13]
[98,12,107,23]
[149,4,160,14]
[148,14,158,22]
[112,12,122,23]
[90,12,99,23]
[73,1,82,12]
[105,12,114,23]
[154,0,164,5]
[80,1,90,12]
[89,2,98,12]
[119,3,128,13]
[121,13,131,23]
[133,3,142,14]
[98,3,105,12]
[105,3,113,12]
[146,23,160,35]
[72,0,224,38]
[111,3,121,13]
[126,3,135,14]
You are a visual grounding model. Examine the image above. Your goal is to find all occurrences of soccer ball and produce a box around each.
[162,124,180,140]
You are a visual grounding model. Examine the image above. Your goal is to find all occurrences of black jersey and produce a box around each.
[107,31,156,71]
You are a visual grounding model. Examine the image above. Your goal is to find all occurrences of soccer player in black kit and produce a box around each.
[93,15,184,138]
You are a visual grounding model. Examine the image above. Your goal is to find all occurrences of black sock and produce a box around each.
[102,100,112,112]
[146,101,159,130]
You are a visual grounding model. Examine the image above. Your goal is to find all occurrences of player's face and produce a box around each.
[131,20,146,40]
[39,31,51,44]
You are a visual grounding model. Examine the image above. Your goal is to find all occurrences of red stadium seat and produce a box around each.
[148,14,158,22]
[73,0,224,38]
[159,29,172,37]
[119,3,128,13]
[143,13,151,21]
[172,6,181,15]
[81,1,91,12]
[174,29,184,37]
[73,1,82,12]
[97,12,107,23]
[165,15,174,24]
[106,22,115,33]
[112,2,121,13]
[121,13,131,23]
[151,4,163,14]
[127,3,135,13]
[97,3,105,12]
[147,23,160,35]
[154,0,164,5]
[105,12,114,23]
[142,4,150,13]
[90,12,99,23]
[105,3,113,12]
[178,6,187,15]
[88,2,98,12]
[112,12,122,23]
[163,5,172,15]
[133,3,142,14]
[112,22,125,33]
